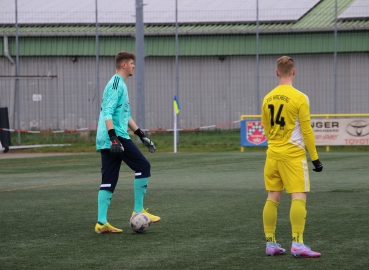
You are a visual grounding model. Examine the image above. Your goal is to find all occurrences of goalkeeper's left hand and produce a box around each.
[312,159,323,172]
[134,128,156,153]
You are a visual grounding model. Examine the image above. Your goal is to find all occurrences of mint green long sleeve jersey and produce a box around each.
[96,74,131,150]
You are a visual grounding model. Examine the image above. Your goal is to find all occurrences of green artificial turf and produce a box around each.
[0,152,368,269]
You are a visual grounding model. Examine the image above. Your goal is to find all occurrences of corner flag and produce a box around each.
[173,95,181,114]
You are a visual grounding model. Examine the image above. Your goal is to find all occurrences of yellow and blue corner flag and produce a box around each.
[173,95,181,114]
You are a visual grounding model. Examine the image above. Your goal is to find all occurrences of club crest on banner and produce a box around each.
[246,121,267,145]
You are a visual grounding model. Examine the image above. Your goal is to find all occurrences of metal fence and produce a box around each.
[0,1,368,140]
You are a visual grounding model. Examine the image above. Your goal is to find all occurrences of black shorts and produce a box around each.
[99,137,151,192]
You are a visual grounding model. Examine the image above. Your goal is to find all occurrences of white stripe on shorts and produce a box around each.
[135,172,142,176]
[100,184,111,187]
[302,159,310,192]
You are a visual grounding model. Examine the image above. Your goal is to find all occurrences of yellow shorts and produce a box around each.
[264,156,310,193]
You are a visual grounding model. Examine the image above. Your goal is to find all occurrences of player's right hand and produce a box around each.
[110,136,124,156]
[312,159,323,172]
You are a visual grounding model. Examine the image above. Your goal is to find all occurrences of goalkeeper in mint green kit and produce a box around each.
[95,51,160,234]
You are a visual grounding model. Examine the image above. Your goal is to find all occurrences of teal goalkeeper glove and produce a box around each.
[134,128,156,153]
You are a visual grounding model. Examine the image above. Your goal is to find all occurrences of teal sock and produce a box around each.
[97,190,112,224]
[134,178,148,212]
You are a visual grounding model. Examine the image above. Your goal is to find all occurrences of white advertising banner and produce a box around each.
[312,119,369,145]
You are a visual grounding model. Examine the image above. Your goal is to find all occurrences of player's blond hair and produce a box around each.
[115,51,135,70]
[277,56,295,77]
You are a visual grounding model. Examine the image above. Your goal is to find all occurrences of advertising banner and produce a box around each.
[240,119,369,146]
[312,119,369,145]
[240,120,267,146]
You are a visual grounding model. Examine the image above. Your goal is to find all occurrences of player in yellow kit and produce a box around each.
[261,56,323,258]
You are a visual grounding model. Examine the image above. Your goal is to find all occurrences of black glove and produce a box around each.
[108,129,124,156]
[134,128,156,153]
[312,159,323,172]
[1,144,9,153]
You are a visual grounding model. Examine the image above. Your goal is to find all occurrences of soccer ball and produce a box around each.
[130,213,150,233]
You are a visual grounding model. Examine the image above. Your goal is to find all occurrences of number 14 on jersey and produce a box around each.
[268,104,286,129]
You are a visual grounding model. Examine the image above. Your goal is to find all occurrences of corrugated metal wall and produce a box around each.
[2,32,368,57]
[0,57,99,130]
[0,52,368,130]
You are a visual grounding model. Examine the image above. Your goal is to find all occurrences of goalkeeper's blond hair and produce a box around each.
[277,56,295,77]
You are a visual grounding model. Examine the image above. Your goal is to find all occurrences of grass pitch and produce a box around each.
[0,151,368,269]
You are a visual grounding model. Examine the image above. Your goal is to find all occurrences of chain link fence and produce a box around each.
[0,2,368,146]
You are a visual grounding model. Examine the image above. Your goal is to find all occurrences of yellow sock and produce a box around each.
[290,199,306,244]
[263,199,279,242]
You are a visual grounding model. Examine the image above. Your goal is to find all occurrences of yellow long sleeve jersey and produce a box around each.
[261,85,319,161]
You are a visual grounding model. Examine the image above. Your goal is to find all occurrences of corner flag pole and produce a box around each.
[174,104,177,153]
[174,0,179,153]
[173,95,181,153]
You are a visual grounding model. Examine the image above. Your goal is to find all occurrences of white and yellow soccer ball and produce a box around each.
[130,213,150,233]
